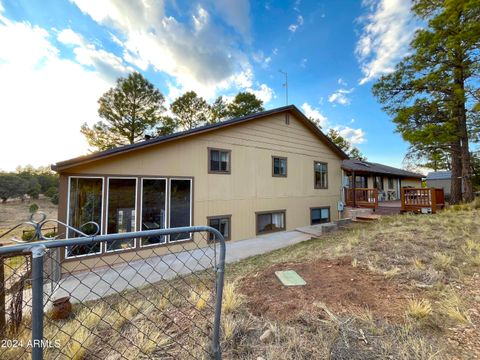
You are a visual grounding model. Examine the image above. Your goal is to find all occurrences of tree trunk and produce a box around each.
[450,140,462,204]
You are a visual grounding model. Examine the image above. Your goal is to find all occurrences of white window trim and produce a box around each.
[168,178,193,242]
[65,176,104,259]
[105,177,138,253]
[139,177,168,248]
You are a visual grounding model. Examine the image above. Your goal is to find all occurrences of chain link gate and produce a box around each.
[0,214,226,359]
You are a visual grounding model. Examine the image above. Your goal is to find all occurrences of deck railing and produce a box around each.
[400,187,445,214]
[344,188,378,208]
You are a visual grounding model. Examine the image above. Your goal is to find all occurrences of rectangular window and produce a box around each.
[388,177,394,189]
[169,179,192,241]
[141,179,167,247]
[311,207,330,225]
[314,162,328,189]
[67,177,103,258]
[256,210,286,235]
[272,156,287,177]
[374,176,384,190]
[106,178,137,251]
[355,175,368,188]
[209,148,231,174]
[208,215,231,242]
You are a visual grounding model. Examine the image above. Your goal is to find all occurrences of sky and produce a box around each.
[0,0,420,172]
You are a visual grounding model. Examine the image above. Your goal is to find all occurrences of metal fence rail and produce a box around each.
[0,220,225,360]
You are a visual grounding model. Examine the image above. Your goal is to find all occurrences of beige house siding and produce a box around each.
[401,178,422,188]
[58,112,343,272]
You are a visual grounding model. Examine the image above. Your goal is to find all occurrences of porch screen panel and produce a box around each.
[67,177,103,257]
[169,179,192,241]
[141,179,167,246]
[107,178,136,251]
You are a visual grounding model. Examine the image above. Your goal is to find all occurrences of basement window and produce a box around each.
[208,215,231,242]
[311,207,330,225]
[256,210,286,235]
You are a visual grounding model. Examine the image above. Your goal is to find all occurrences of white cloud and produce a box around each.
[334,126,366,144]
[57,28,132,82]
[288,14,304,33]
[252,50,271,69]
[57,28,83,46]
[328,88,354,106]
[300,58,307,68]
[301,102,366,145]
[208,0,251,41]
[301,103,328,128]
[71,0,256,99]
[356,0,418,85]
[337,78,347,86]
[0,14,112,171]
[248,83,274,103]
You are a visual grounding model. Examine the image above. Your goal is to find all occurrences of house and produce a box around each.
[52,105,349,273]
[341,159,423,204]
[426,171,453,197]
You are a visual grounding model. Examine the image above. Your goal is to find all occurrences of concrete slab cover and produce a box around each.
[275,270,306,286]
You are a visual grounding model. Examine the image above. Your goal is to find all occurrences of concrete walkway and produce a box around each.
[49,229,313,304]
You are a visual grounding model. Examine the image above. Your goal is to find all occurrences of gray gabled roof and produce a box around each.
[52,105,349,172]
[342,159,424,178]
[426,171,452,180]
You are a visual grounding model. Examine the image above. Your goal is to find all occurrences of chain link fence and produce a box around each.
[0,222,226,360]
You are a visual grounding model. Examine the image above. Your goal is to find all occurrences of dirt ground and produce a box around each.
[241,257,412,322]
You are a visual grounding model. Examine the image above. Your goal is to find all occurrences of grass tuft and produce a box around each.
[406,298,432,320]
[222,282,243,314]
[432,252,454,271]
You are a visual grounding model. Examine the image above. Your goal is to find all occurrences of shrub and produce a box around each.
[29,203,39,214]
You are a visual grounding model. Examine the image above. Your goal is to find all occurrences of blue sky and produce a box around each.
[0,0,418,171]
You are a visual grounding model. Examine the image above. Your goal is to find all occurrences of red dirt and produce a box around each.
[240,257,410,321]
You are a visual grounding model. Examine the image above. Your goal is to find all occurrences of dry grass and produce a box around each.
[406,299,433,320]
[0,197,58,244]
[2,205,480,360]
[222,282,243,314]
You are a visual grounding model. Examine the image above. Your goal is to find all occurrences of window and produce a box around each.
[374,176,384,190]
[141,179,167,247]
[209,148,231,174]
[169,179,192,241]
[272,156,287,177]
[314,162,328,189]
[208,215,231,241]
[311,207,330,225]
[354,175,368,188]
[106,178,137,251]
[256,210,286,234]
[388,177,395,189]
[67,177,103,257]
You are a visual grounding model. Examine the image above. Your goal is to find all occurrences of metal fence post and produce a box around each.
[31,245,45,360]
[211,229,226,360]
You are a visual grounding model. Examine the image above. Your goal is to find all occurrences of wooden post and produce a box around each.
[431,188,437,214]
[352,171,356,208]
[400,187,405,212]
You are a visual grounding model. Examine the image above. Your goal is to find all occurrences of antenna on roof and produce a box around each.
[279,70,288,105]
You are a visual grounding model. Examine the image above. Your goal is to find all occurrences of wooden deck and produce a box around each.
[401,188,445,214]
[344,188,445,215]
